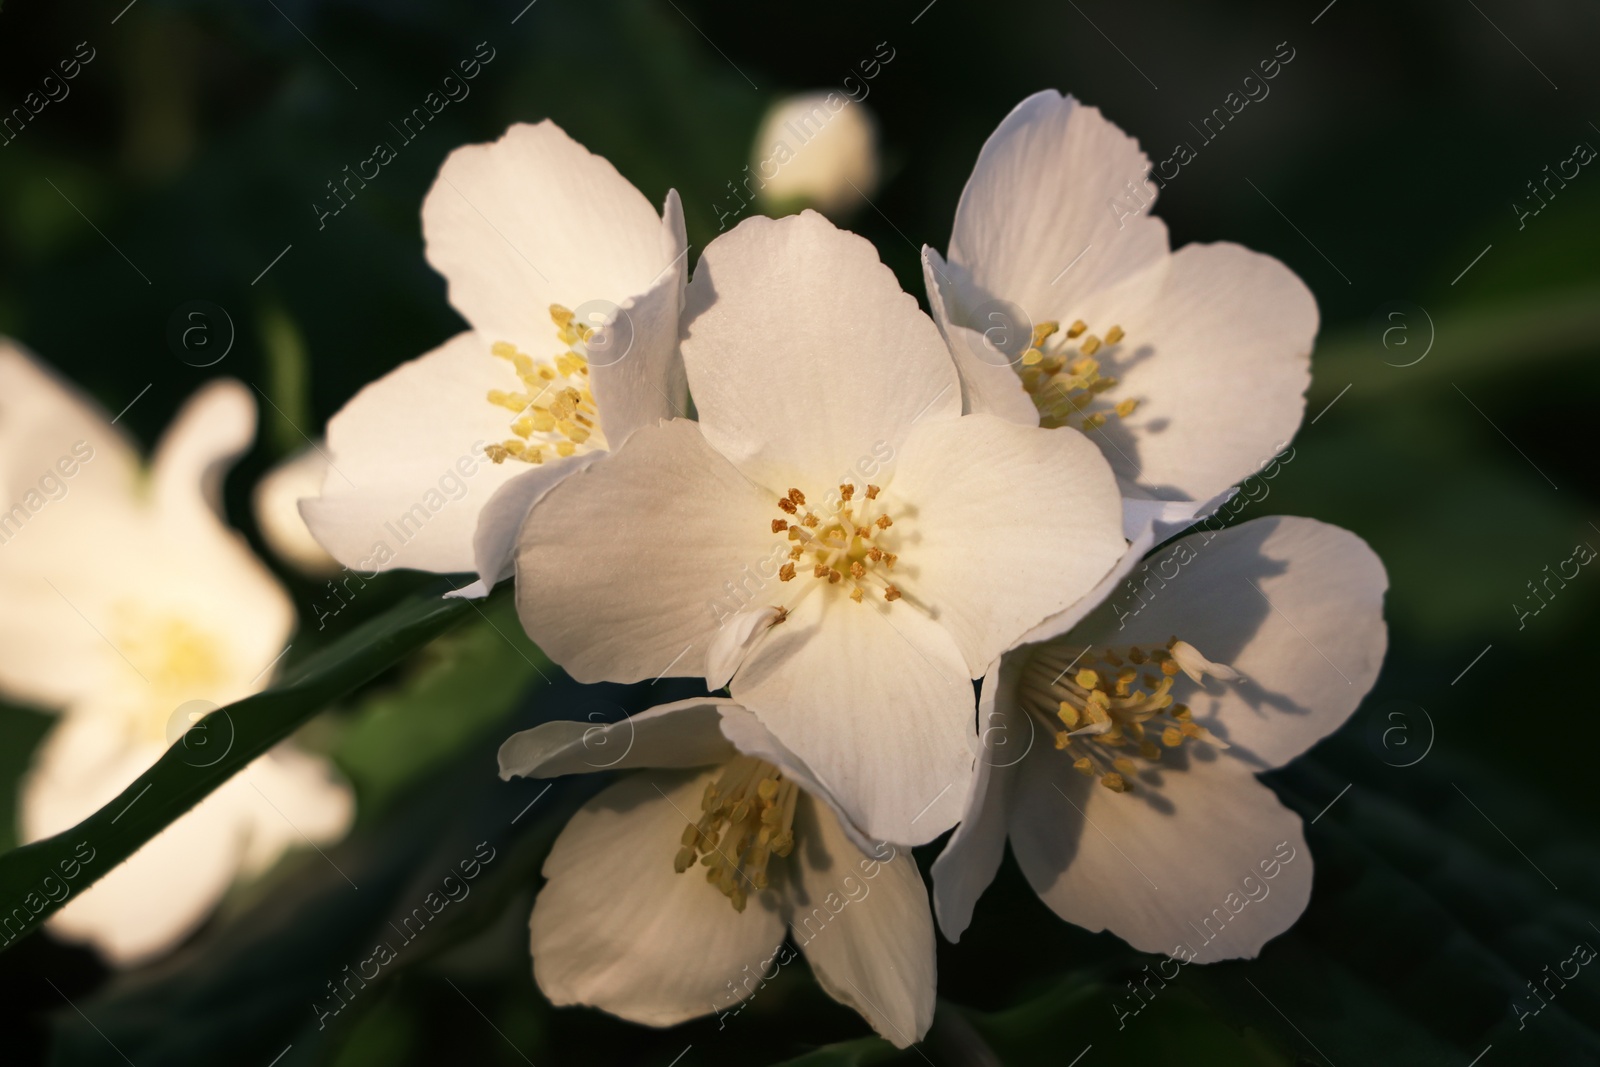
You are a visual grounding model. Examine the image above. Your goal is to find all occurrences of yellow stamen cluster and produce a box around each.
[1017,319,1138,433]
[674,757,800,912]
[112,606,228,742]
[1020,637,1230,794]
[771,485,902,605]
[483,304,606,465]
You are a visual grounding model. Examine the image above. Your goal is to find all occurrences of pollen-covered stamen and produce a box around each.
[1016,318,1139,433]
[673,756,800,912]
[769,485,907,605]
[483,304,610,465]
[1019,637,1233,795]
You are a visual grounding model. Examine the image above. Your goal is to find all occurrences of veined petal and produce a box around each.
[422,121,672,358]
[787,794,936,1049]
[930,659,1023,942]
[499,698,737,780]
[584,188,689,446]
[515,419,777,684]
[890,414,1125,675]
[947,91,1170,324]
[1071,516,1387,768]
[730,587,973,846]
[466,451,602,591]
[921,247,1040,425]
[682,211,960,492]
[301,331,528,575]
[1009,740,1312,963]
[530,769,786,1026]
[1065,243,1315,502]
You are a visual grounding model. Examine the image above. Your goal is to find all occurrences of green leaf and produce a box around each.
[328,593,551,818]
[0,581,486,954]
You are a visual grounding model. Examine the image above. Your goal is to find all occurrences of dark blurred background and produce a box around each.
[2,1,1599,1063]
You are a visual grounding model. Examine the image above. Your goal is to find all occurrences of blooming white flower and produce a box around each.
[931,516,1387,962]
[751,91,880,218]
[923,91,1317,535]
[253,446,340,575]
[301,120,689,594]
[498,698,935,1047]
[0,342,352,966]
[512,210,1128,845]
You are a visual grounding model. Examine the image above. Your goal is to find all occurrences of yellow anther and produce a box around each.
[779,563,796,582]
[1021,348,1044,366]
[1080,335,1103,356]
[555,441,576,457]
[828,569,842,584]
[850,588,864,603]
[549,304,574,327]
[772,519,788,533]
[788,488,806,506]
[1058,702,1080,729]
[1100,773,1129,793]
[850,561,866,579]
[1067,320,1087,338]
[778,498,798,515]
[1076,669,1100,689]
[491,340,518,358]
[1105,325,1125,344]
[884,585,902,601]
[839,483,855,501]
[1032,321,1060,345]
[865,485,880,499]
[875,515,893,530]
[803,513,820,528]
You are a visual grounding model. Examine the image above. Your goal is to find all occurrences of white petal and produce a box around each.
[467,451,602,590]
[301,331,529,574]
[715,705,878,859]
[1073,516,1388,768]
[921,247,1039,425]
[706,606,784,691]
[888,414,1125,675]
[682,211,960,492]
[1009,740,1312,963]
[787,794,936,1049]
[499,698,737,779]
[947,92,1170,323]
[1065,243,1315,501]
[514,419,776,684]
[421,121,674,357]
[149,378,256,525]
[583,188,689,446]
[729,586,973,846]
[232,746,354,877]
[0,338,138,506]
[21,718,246,967]
[252,447,340,575]
[530,769,787,1026]
[930,660,1023,942]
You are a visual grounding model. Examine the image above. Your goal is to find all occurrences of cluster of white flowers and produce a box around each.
[294,92,1388,1046]
[0,89,1388,1047]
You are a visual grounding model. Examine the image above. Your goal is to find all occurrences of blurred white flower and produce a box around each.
[499,698,935,1047]
[751,91,880,218]
[0,341,352,967]
[300,120,689,596]
[932,517,1387,963]
[253,446,339,575]
[923,91,1317,539]
[513,211,1127,846]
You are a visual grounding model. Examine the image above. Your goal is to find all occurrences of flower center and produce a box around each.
[111,606,230,742]
[483,304,608,465]
[1018,637,1234,794]
[1016,319,1139,433]
[770,484,905,605]
[674,756,800,912]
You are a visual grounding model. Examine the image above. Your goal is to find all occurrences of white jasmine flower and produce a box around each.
[923,91,1317,532]
[751,91,880,218]
[0,342,352,966]
[253,446,340,575]
[932,516,1387,962]
[513,211,1127,845]
[498,698,935,1048]
[301,120,689,594]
